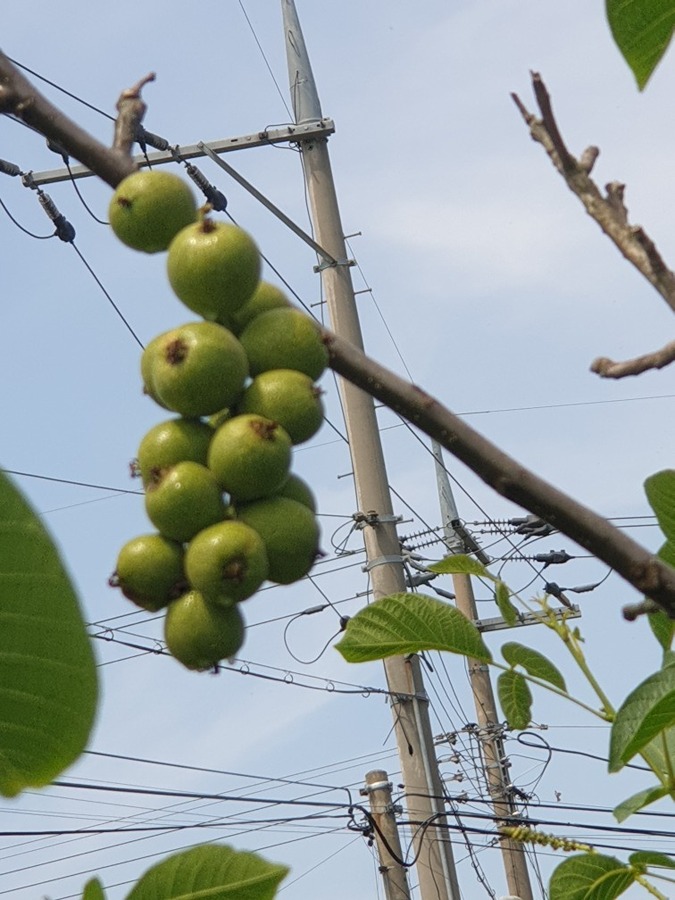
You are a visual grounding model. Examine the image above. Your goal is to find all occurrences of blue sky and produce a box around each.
[2,2,675,898]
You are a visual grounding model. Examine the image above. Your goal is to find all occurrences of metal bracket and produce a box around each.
[313,257,356,273]
[353,510,403,529]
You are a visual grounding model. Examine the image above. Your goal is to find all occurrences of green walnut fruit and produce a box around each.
[237,369,324,445]
[111,533,186,612]
[164,589,245,670]
[142,321,249,417]
[145,461,226,542]
[239,308,328,380]
[137,417,214,486]
[227,281,291,334]
[185,520,268,604]
[236,496,320,585]
[167,216,261,321]
[109,170,197,253]
[274,473,317,512]
[140,333,170,409]
[208,414,291,501]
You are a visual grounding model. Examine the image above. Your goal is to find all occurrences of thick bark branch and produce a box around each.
[591,339,675,378]
[0,50,136,187]
[323,329,675,617]
[3,58,675,615]
[512,72,675,316]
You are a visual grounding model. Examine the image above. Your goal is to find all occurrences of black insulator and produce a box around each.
[186,164,228,211]
[38,192,75,242]
[53,214,75,243]
[136,126,171,152]
[0,158,21,177]
[46,139,69,162]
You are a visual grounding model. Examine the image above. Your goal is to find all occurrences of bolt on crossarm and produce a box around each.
[281,4,461,898]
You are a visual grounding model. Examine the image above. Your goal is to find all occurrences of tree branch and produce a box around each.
[512,72,675,316]
[3,58,675,615]
[323,329,675,617]
[0,50,136,187]
[591,339,675,378]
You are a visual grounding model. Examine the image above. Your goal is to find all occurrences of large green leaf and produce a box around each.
[629,850,675,871]
[335,593,492,663]
[501,642,567,691]
[645,470,675,542]
[0,471,97,797]
[609,665,675,772]
[648,540,675,651]
[495,581,518,626]
[125,844,289,900]
[606,0,675,89]
[497,669,532,730]
[428,554,492,579]
[549,853,634,900]
[82,878,107,900]
[613,784,670,822]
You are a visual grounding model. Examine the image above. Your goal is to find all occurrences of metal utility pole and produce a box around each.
[362,770,411,900]
[432,440,534,900]
[281,4,460,899]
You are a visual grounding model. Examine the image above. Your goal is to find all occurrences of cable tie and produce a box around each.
[362,554,405,572]
[0,158,21,177]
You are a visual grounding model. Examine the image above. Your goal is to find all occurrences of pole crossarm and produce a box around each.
[27,118,335,186]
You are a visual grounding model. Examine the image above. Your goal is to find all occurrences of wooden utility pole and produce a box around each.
[281,4,460,899]
[362,770,411,900]
[432,440,534,900]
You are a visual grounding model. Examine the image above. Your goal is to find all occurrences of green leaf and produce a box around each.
[549,853,635,900]
[497,669,532,730]
[613,784,670,822]
[664,650,675,668]
[609,665,675,772]
[0,471,98,797]
[606,0,675,89]
[648,541,675,650]
[629,850,675,871]
[82,878,107,900]
[335,593,492,664]
[428,554,492,579]
[501,642,567,691]
[495,581,518,626]
[125,844,289,900]
[645,470,675,542]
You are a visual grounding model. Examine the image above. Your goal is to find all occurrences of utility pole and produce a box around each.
[362,770,411,900]
[432,440,534,900]
[281,4,460,899]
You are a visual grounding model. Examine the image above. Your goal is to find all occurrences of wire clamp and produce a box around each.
[362,554,405,572]
[360,779,392,795]
[313,257,355,273]
[353,510,402,529]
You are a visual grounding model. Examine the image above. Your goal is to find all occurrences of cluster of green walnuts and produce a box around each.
[107,170,325,671]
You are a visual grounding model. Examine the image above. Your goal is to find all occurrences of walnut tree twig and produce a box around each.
[114,72,155,157]
[513,72,675,318]
[591,339,675,378]
[0,49,136,187]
